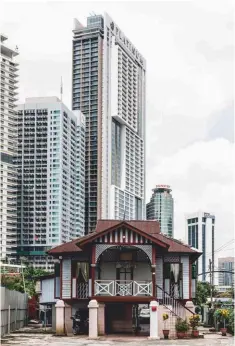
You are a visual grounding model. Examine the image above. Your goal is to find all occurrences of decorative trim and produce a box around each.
[164,255,180,263]
[95,244,153,263]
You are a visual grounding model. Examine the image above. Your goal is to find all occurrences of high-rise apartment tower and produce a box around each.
[146,185,174,237]
[185,211,215,282]
[218,257,234,287]
[0,34,19,260]
[72,13,146,233]
[16,97,85,270]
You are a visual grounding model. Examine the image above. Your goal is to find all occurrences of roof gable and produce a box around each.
[77,221,168,248]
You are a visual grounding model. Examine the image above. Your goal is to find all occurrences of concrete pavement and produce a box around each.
[1,332,234,346]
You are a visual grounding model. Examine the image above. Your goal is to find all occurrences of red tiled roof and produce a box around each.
[48,238,82,254]
[48,220,200,256]
[154,233,199,253]
[95,220,160,235]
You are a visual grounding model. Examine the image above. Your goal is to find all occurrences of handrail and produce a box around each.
[156,284,195,317]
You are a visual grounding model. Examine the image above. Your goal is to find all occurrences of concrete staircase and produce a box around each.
[156,285,195,338]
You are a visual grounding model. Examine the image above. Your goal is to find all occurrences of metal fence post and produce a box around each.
[15,307,17,330]
[8,305,11,334]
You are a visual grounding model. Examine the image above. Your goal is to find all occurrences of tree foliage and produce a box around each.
[1,266,49,297]
[193,281,212,306]
[215,287,234,299]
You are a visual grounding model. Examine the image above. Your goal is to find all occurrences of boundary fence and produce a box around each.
[1,287,28,337]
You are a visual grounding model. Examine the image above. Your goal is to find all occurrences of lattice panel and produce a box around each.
[100,249,117,262]
[95,244,114,262]
[164,256,180,263]
[136,250,149,262]
[95,244,152,263]
[136,245,152,263]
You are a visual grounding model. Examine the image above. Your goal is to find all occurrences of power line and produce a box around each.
[206,239,235,256]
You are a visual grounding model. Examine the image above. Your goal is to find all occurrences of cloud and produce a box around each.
[146,139,234,262]
[206,102,234,142]
[1,1,234,266]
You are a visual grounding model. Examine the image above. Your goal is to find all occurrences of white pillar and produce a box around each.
[185,300,195,322]
[148,300,160,340]
[88,299,99,339]
[55,300,65,335]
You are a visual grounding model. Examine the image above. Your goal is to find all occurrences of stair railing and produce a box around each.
[156,284,195,319]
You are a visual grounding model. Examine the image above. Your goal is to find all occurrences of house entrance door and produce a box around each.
[116,267,133,296]
[119,268,133,281]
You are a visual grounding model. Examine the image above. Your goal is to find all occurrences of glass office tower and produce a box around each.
[185,211,215,282]
[146,185,174,237]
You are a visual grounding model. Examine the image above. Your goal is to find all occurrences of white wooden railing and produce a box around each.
[94,280,152,296]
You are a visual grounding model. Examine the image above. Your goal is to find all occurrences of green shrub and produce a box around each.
[228,309,234,335]
[175,318,189,332]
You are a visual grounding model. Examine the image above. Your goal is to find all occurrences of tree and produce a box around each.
[193,281,212,306]
[1,266,49,297]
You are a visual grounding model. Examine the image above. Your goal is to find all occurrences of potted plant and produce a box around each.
[189,314,200,337]
[214,309,229,336]
[175,318,189,339]
[162,313,169,339]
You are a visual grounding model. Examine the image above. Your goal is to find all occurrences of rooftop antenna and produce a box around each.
[60,76,63,102]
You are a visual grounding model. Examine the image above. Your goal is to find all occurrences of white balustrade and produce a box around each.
[94,280,152,296]
[95,280,115,296]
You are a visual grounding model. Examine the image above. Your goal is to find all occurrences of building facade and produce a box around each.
[0,34,19,260]
[218,257,234,287]
[16,97,85,270]
[146,185,174,237]
[72,13,146,233]
[47,219,200,336]
[185,211,215,282]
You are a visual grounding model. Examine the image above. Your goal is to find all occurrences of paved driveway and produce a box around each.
[1,333,234,346]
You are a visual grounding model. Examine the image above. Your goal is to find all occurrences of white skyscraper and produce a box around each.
[72,13,146,233]
[17,97,85,270]
[185,211,215,282]
[0,34,19,260]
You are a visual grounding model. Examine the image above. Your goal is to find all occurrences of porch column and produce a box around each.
[55,300,65,336]
[148,300,160,340]
[152,246,156,297]
[88,299,99,339]
[98,303,105,335]
[91,245,96,296]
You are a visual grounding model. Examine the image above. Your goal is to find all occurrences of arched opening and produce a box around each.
[95,245,152,295]
[95,245,152,335]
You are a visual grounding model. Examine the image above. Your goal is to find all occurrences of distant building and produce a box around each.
[146,185,174,237]
[16,97,85,270]
[0,34,19,260]
[218,257,234,287]
[72,13,146,233]
[215,285,233,294]
[185,211,215,282]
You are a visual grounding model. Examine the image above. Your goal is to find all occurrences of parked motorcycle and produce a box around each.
[71,311,89,335]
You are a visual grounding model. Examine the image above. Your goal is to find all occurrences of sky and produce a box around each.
[1,0,234,277]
